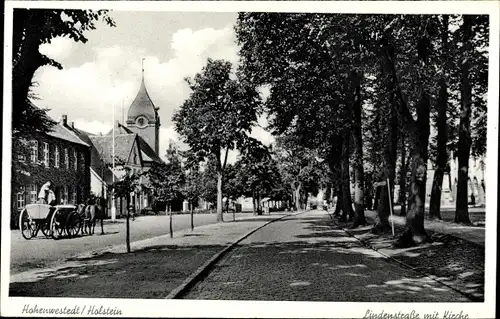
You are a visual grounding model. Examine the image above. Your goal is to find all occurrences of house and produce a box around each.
[11,113,91,228]
[88,122,163,217]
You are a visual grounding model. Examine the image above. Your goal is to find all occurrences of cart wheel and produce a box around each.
[40,222,51,237]
[19,209,35,240]
[66,211,83,238]
[50,210,65,240]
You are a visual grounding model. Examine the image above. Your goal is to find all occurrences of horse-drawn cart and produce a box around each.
[19,204,83,240]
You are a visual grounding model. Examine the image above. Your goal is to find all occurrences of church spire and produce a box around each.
[126,58,158,124]
[142,57,145,77]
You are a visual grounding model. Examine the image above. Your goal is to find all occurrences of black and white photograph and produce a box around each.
[1,1,498,318]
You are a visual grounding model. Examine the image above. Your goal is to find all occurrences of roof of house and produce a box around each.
[71,127,114,184]
[137,135,163,163]
[26,101,89,147]
[47,122,90,147]
[89,134,138,165]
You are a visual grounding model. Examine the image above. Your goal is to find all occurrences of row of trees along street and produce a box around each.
[234,13,488,247]
[13,10,488,250]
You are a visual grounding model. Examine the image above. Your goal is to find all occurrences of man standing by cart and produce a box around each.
[38,181,56,205]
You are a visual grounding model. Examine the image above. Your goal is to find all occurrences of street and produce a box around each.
[9,212,251,274]
[183,210,469,301]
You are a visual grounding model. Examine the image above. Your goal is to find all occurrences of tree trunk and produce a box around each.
[334,188,344,217]
[429,16,449,221]
[340,131,354,222]
[351,71,367,227]
[126,196,131,253]
[169,202,173,238]
[190,201,194,231]
[294,184,301,212]
[398,94,431,246]
[381,37,431,246]
[100,216,104,235]
[372,185,391,234]
[375,56,399,231]
[455,15,473,225]
[399,134,409,216]
[252,189,257,215]
[216,170,224,222]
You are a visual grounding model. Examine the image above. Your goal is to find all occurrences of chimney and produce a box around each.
[71,122,74,129]
[61,114,68,126]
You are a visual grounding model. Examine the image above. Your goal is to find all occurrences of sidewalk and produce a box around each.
[9,213,291,299]
[334,210,485,301]
[368,209,485,246]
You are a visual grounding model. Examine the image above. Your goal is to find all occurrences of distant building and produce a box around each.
[11,113,91,228]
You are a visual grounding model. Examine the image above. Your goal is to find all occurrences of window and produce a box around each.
[29,184,38,204]
[74,150,78,170]
[43,142,49,167]
[64,186,69,204]
[30,140,38,163]
[55,146,60,168]
[17,186,26,209]
[80,153,85,169]
[65,148,69,169]
[72,186,77,204]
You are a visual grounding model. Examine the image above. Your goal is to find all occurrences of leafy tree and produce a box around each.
[237,138,277,214]
[273,133,326,212]
[429,15,451,220]
[454,15,488,224]
[222,163,244,219]
[110,166,140,253]
[12,9,115,136]
[181,147,203,229]
[146,143,185,237]
[235,13,370,226]
[173,59,262,222]
[183,167,202,230]
[199,156,218,208]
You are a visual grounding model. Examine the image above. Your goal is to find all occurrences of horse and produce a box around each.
[78,200,105,235]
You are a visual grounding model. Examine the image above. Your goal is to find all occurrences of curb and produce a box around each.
[165,211,301,299]
[73,214,288,260]
[328,213,483,302]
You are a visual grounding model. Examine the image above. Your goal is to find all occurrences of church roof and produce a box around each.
[127,75,158,123]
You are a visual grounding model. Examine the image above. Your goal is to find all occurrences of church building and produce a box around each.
[70,66,164,218]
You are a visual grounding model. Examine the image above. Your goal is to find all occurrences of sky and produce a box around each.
[33,10,274,162]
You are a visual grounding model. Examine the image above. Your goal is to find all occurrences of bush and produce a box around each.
[11,209,21,229]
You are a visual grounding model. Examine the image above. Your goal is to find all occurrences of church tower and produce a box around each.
[126,61,160,155]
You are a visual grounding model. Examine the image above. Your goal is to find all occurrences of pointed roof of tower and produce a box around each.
[127,66,158,123]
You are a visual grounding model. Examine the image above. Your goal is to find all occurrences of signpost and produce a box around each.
[386,178,395,237]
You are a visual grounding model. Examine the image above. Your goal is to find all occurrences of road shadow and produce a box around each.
[298,215,485,301]
[10,244,226,299]
[186,238,472,302]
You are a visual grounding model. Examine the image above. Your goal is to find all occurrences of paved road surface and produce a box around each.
[183,210,469,302]
[9,212,251,274]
